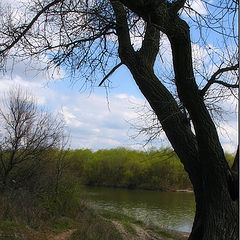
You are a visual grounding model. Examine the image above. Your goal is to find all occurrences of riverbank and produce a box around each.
[83,182,193,192]
[0,207,189,240]
[79,185,195,233]
[0,186,194,239]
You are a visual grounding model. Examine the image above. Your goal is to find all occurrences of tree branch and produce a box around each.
[115,0,145,17]
[0,0,63,55]
[98,62,122,86]
[110,0,135,61]
[214,80,239,89]
[200,63,239,96]
[138,22,160,68]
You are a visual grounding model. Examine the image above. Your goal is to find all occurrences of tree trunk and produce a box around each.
[166,17,238,240]
[111,1,239,239]
[228,147,239,201]
[126,50,238,240]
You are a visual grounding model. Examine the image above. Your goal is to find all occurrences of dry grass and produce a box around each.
[0,190,189,240]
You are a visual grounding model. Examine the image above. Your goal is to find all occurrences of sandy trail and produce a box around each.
[52,229,76,240]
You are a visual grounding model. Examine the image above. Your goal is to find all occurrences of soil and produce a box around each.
[52,229,76,240]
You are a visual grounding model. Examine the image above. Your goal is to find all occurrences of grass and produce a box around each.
[0,219,50,240]
[97,209,142,225]
[122,222,137,235]
[0,220,26,230]
[48,216,80,232]
[0,194,189,240]
[96,209,189,240]
[0,210,189,240]
[70,216,123,240]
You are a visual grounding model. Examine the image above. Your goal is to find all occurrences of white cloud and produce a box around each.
[0,70,146,150]
[62,106,83,127]
[116,93,128,99]
[0,64,237,153]
[188,0,208,15]
[222,144,237,154]
[5,53,65,83]
[56,93,146,150]
[217,117,238,154]
[191,43,208,69]
[0,75,56,106]
[182,0,208,17]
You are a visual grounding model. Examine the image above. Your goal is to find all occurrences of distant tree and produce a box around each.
[0,87,66,191]
[0,1,238,239]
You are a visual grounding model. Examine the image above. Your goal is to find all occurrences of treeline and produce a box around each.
[67,147,234,191]
[0,146,235,194]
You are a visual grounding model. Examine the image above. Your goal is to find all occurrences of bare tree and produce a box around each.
[0,0,238,239]
[0,87,66,191]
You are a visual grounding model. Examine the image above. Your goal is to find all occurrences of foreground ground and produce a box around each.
[0,208,189,240]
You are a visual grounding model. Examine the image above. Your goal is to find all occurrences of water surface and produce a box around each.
[80,186,195,232]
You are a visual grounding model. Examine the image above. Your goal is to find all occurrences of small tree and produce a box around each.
[0,87,66,192]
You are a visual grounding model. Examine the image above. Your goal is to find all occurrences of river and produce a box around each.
[79,186,195,233]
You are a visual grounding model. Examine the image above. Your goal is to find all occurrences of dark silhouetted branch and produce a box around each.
[200,63,239,96]
[0,0,62,55]
[98,62,122,86]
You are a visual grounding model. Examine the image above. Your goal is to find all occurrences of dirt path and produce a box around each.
[112,221,164,240]
[52,229,76,240]
[132,224,163,240]
[112,221,129,240]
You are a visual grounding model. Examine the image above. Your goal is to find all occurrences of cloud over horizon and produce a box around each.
[0,66,238,154]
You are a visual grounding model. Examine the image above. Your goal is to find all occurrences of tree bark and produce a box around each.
[228,147,239,201]
[111,1,239,239]
[166,17,238,240]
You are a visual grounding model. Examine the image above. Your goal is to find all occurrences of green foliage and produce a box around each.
[225,152,235,167]
[43,179,81,217]
[71,147,193,190]
[0,148,84,228]
[49,217,79,231]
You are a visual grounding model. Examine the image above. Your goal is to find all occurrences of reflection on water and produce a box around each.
[80,186,195,232]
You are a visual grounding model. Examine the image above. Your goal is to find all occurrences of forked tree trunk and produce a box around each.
[166,17,239,240]
[111,1,239,239]
[127,56,239,240]
[131,56,239,240]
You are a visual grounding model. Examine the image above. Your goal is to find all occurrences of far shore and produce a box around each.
[81,184,194,193]
[174,189,194,193]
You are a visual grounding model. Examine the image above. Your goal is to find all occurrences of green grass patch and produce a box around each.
[0,219,48,240]
[0,220,25,230]
[49,216,80,232]
[122,222,137,235]
[70,216,123,240]
[0,220,24,240]
[97,209,142,225]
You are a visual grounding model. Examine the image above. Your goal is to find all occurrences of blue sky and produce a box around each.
[0,0,238,153]
[0,54,237,153]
